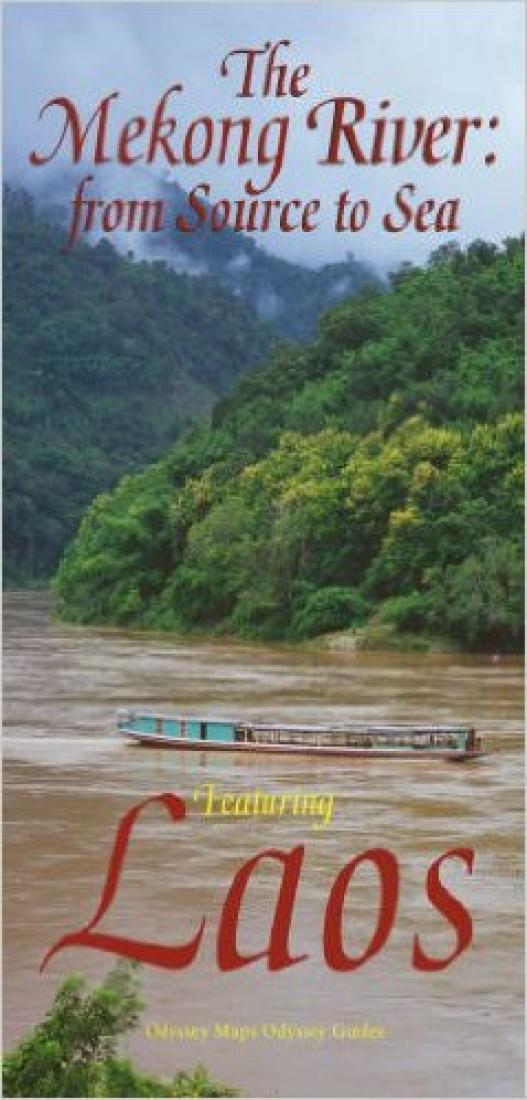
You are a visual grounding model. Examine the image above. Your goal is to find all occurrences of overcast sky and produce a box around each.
[3,0,524,269]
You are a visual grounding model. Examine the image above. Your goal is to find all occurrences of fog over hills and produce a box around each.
[25,167,379,341]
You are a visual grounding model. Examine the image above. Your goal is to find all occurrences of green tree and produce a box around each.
[2,963,238,1098]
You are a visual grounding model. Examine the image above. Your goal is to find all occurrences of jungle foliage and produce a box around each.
[3,184,274,583]
[54,237,524,651]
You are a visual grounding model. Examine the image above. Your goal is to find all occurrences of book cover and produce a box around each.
[3,2,524,1098]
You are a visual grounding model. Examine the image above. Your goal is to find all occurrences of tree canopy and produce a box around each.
[3,184,274,584]
[54,237,524,651]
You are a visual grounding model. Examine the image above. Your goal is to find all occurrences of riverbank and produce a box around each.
[9,583,520,657]
[307,624,457,654]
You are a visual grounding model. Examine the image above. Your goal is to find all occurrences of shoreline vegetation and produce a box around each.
[53,238,524,654]
[2,962,238,1099]
[11,587,516,655]
[48,590,469,654]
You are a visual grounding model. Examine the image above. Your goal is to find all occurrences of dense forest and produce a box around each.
[3,185,274,583]
[55,237,524,652]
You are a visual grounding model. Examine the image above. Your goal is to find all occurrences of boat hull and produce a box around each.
[118,728,484,761]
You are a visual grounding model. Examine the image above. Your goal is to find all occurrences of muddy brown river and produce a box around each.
[3,592,524,1097]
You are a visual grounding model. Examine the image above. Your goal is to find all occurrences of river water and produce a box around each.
[3,592,524,1098]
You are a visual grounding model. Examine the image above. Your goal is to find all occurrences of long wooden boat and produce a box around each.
[116,710,485,761]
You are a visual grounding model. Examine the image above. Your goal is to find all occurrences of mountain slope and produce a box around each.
[34,171,379,341]
[147,176,379,340]
[3,185,274,583]
[54,237,524,651]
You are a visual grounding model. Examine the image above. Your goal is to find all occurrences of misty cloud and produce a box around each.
[4,1,523,271]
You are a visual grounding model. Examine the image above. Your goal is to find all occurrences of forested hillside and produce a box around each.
[35,171,378,341]
[3,185,274,583]
[54,238,524,651]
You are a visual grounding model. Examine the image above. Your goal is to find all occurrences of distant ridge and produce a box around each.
[28,168,380,341]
